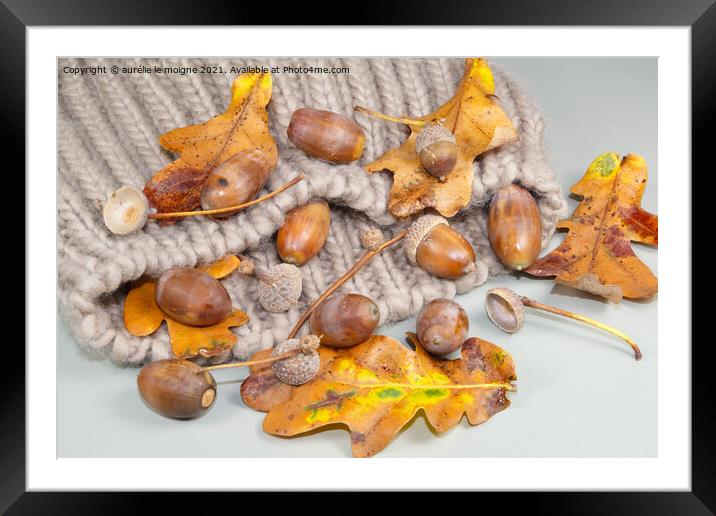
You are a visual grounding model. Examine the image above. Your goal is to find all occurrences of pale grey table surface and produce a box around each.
[57,57,658,458]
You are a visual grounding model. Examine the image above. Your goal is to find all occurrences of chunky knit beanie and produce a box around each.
[58,57,568,365]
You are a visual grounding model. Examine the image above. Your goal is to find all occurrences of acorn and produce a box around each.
[276,201,331,266]
[309,293,380,348]
[103,186,149,235]
[155,268,233,326]
[415,298,469,356]
[404,215,476,279]
[415,123,457,179]
[271,335,321,385]
[200,149,272,219]
[488,183,543,270]
[137,359,217,419]
[287,108,365,163]
[239,260,302,313]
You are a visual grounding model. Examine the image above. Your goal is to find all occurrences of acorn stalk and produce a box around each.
[485,288,642,360]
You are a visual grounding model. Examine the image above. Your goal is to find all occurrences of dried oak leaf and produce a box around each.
[525,152,658,302]
[364,58,517,218]
[144,72,278,215]
[123,256,248,359]
[240,334,516,458]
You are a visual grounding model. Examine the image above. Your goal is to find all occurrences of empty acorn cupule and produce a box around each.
[484,287,642,361]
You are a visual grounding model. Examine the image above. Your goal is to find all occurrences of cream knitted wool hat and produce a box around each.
[58,57,568,365]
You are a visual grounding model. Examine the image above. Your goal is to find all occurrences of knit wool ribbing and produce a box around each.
[58,58,568,365]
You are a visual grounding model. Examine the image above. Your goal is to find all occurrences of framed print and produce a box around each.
[5,0,709,512]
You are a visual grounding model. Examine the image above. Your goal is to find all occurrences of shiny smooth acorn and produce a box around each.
[276,201,331,266]
[488,183,542,270]
[309,293,380,348]
[200,149,272,218]
[416,298,469,356]
[287,108,365,163]
[416,124,457,179]
[137,359,217,419]
[404,215,476,279]
[155,268,232,326]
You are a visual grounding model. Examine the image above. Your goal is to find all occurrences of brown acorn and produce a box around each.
[309,293,380,348]
[155,268,233,326]
[415,124,457,179]
[488,183,542,270]
[276,201,331,266]
[287,108,365,163]
[416,298,469,356]
[404,215,476,279]
[200,149,272,219]
[137,359,217,419]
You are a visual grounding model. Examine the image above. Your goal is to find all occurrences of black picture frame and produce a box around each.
[5,0,708,512]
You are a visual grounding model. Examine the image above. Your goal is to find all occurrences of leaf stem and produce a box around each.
[521,297,642,361]
[354,105,426,128]
[148,172,305,220]
[286,230,408,339]
[200,349,301,373]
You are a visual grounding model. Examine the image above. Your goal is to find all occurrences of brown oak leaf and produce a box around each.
[144,72,277,215]
[123,256,248,358]
[240,334,516,458]
[525,152,658,302]
[364,58,517,218]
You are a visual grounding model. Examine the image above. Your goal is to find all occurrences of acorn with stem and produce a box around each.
[354,105,458,179]
[137,334,322,419]
[103,172,305,235]
[484,288,642,361]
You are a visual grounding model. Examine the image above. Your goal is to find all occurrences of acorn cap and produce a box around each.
[415,123,456,154]
[360,227,385,251]
[404,214,449,264]
[485,288,525,333]
[256,263,303,313]
[103,186,149,235]
[271,337,320,386]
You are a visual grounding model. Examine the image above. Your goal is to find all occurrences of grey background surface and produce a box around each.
[57,57,658,458]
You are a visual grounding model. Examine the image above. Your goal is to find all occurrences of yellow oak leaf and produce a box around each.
[525,153,658,302]
[123,256,247,358]
[364,58,517,218]
[144,72,277,214]
[240,334,516,458]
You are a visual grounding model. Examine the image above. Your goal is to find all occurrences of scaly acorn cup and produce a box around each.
[237,259,303,313]
[404,215,476,279]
